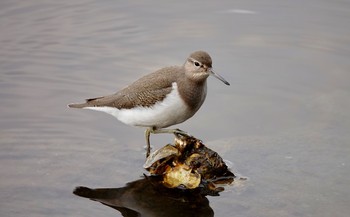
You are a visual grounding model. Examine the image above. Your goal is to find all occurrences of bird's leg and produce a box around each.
[144,127,192,158]
[145,127,152,158]
[152,128,191,137]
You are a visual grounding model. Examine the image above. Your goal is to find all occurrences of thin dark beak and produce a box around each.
[210,69,230,85]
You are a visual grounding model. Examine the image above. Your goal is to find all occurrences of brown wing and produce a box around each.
[68,66,181,109]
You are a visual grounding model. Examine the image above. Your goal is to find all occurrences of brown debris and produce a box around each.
[144,133,235,193]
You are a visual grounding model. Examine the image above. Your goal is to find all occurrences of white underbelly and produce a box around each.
[84,83,193,128]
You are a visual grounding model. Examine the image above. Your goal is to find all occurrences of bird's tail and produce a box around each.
[68,96,106,108]
[67,102,88,108]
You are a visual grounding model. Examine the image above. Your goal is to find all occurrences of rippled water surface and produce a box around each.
[1,0,350,216]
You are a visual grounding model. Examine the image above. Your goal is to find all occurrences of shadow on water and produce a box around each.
[73,176,215,217]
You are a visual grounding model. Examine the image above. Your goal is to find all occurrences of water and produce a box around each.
[1,0,350,216]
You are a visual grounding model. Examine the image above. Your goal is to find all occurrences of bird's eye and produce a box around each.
[194,61,201,67]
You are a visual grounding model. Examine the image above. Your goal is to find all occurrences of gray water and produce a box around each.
[1,0,350,216]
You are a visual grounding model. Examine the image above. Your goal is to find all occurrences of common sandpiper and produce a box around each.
[68,51,230,157]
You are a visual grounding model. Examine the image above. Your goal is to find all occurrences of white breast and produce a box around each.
[84,82,192,128]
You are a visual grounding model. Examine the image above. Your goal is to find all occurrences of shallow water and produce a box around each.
[1,0,350,216]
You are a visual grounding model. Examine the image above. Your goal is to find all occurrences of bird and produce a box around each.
[68,51,230,157]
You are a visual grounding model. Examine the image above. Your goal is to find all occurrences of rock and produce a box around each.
[144,133,235,193]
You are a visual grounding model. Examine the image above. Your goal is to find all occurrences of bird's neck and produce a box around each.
[177,76,207,112]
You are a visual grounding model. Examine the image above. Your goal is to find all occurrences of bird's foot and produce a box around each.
[172,128,192,138]
[144,127,193,158]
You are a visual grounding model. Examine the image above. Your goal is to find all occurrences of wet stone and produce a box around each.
[144,133,235,194]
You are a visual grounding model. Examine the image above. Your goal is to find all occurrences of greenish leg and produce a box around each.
[144,127,191,158]
[145,128,152,157]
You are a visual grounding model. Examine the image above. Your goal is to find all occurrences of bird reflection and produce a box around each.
[73,176,214,217]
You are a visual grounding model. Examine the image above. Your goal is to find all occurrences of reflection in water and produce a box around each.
[73,177,214,217]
